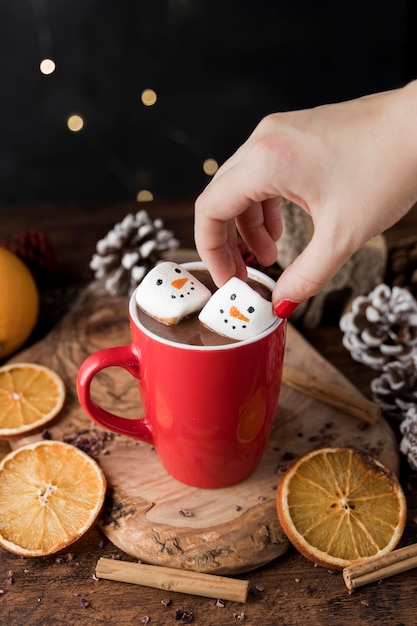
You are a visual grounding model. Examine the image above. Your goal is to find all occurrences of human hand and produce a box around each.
[194,81,417,317]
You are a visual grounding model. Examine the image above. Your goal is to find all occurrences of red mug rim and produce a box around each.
[129,261,283,351]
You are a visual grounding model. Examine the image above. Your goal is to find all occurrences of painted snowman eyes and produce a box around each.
[136,261,211,325]
[199,277,275,341]
[156,267,182,286]
[137,262,275,339]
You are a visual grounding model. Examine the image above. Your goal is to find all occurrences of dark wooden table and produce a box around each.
[1,200,416,626]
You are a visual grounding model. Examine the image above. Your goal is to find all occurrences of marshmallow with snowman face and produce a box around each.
[135,262,211,325]
[198,277,276,341]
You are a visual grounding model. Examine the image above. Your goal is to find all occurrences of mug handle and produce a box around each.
[76,345,154,444]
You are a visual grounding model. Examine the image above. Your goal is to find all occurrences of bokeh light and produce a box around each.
[203,158,219,176]
[136,189,154,202]
[141,89,158,106]
[67,114,84,132]
[39,58,56,75]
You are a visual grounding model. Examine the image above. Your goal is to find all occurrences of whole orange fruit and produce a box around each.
[0,246,39,359]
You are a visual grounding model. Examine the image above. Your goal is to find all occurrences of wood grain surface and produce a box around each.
[1,201,417,626]
[5,275,399,575]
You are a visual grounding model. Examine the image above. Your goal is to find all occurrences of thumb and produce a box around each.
[272,232,351,318]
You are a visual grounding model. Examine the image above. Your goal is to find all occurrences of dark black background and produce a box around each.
[0,0,415,205]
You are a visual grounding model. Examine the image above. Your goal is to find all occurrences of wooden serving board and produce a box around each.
[5,278,399,575]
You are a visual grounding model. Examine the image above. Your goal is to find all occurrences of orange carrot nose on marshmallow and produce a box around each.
[229,306,250,323]
[171,277,188,290]
[199,277,275,341]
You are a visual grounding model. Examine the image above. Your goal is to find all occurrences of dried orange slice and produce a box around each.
[0,440,106,556]
[276,447,406,570]
[0,362,65,438]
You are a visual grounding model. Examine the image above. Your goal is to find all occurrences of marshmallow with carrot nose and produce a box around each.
[135,262,211,325]
[198,277,276,341]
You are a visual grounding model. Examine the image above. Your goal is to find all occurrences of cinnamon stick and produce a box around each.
[95,557,249,603]
[282,364,381,424]
[343,544,417,590]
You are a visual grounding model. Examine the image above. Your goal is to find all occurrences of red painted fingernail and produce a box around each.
[273,299,299,318]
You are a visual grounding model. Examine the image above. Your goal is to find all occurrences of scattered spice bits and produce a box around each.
[62,428,114,459]
[179,508,193,517]
[79,598,90,608]
[233,612,246,621]
[55,552,75,563]
[174,608,194,623]
[139,617,150,624]
[360,600,370,607]
[5,571,13,585]
[282,451,297,461]
[257,495,267,502]
[235,505,242,512]
[215,599,225,608]
[161,598,172,607]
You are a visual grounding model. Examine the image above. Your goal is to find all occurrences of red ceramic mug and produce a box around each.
[77,262,286,488]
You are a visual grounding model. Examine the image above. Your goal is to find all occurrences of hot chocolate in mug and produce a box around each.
[77,262,286,489]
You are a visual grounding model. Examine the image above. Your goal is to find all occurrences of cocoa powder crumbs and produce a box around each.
[233,612,246,621]
[61,429,114,459]
[174,608,194,622]
[282,451,297,461]
[55,552,74,564]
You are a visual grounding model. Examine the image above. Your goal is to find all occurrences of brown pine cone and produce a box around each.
[385,236,417,298]
[90,210,179,296]
[400,406,417,470]
[340,283,417,370]
[370,353,417,420]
